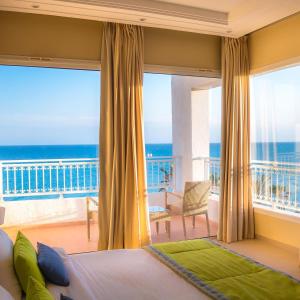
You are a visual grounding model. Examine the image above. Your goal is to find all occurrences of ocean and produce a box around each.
[0,143,299,201]
[1,142,298,161]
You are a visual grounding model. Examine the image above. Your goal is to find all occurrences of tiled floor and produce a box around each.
[221,239,300,280]
[4,214,217,254]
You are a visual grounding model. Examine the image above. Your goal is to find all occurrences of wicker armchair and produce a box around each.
[86,197,98,240]
[166,181,211,239]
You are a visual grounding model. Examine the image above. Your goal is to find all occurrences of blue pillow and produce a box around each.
[37,243,69,286]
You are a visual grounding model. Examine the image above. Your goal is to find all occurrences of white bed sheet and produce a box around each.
[48,248,210,300]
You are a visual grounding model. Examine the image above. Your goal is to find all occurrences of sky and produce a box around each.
[0,66,100,145]
[251,65,300,142]
[0,64,299,145]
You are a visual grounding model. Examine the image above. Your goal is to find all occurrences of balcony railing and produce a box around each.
[146,156,176,192]
[194,157,300,214]
[3,156,299,214]
[0,156,176,200]
[0,159,99,199]
[252,160,300,213]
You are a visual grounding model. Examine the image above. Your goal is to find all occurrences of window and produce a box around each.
[143,73,220,242]
[0,65,100,253]
[251,65,300,213]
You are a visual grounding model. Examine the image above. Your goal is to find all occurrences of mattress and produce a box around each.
[48,248,210,300]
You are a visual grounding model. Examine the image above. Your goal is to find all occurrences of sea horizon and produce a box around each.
[0,142,300,162]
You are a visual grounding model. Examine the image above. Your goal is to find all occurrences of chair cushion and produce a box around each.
[14,231,45,292]
[26,276,54,300]
[0,285,14,300]
[150,211,171,222]
[37,243,69,286]
[149,206,171,222]
[0,229,22,300]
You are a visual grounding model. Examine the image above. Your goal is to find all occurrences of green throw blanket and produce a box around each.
[145,239,300,300]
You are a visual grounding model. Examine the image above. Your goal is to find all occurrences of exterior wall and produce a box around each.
[249,13,300,73]
[0,11,221,72]
[2,198,86,227]
[0,192,219,228]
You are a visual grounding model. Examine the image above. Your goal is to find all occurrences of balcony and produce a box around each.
[1,156,299,253]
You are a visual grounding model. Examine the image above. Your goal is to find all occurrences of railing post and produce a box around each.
[0,162,3,201]
[59,160,64,200]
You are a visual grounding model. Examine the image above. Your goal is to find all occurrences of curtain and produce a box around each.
[218,36,255,243]
[98,23,150,250]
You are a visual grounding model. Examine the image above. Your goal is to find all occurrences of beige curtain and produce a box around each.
[218,36,255,243]
[98,23,150,250]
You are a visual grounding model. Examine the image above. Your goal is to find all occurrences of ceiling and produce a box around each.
[0,0,300,37]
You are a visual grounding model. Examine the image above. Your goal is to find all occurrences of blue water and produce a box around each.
[1,143,298,161]
[0,145,99,161]
[0,144,172,161]
[210,142,300,162]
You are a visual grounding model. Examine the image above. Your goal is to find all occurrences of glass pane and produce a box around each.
[251,65,300,213]
[0,65,100,253]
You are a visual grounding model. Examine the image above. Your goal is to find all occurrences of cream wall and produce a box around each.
[0,11,103,61]
[0,11,221,72]
[144,27,220,71]
[249,12,300,73]
[255,209,300,249]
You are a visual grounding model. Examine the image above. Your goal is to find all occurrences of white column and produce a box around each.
[172,76,215,191]
[191,89,210,181]
[172,76,193,191]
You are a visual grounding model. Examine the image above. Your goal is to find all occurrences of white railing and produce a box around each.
[0,156,176,199]
[0,158,99,199]
[194,157,300,214]
[252,160,300,213]
[199,157,221,195]
[146,156,176,192]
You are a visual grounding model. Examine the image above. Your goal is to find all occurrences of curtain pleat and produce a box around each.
[98,23,150,250]
[218,36,255,243]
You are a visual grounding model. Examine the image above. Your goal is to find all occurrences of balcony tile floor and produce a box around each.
[4,215,217,254]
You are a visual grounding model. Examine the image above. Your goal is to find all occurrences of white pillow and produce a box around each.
[0,229,22,300]
[0,285,14,300]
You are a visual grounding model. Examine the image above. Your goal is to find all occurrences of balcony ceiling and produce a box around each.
[0,0,299,37]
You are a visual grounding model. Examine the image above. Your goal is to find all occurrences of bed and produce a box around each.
[1,228,300,300]
[48,248,209,300]
[48,239,300,300]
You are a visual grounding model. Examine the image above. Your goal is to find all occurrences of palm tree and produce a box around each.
[159,164,173,192]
